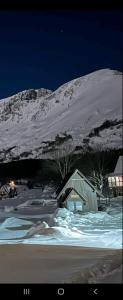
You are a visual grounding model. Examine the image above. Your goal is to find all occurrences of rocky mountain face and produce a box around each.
[0,69,122,163]
[0,88,52,122]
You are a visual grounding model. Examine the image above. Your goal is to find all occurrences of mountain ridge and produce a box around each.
[0,69,122,163]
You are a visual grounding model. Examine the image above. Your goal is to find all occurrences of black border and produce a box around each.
[0,0,123,11]
[0,283,122,298]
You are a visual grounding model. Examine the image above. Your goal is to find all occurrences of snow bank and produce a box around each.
[4,206,14,213]
[0,217,33,229]
[0,228,28,240]
[0,217,33,241]
[52,208,122,231]
[0,204,122,249]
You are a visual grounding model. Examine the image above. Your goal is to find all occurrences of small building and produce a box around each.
[57,169,104,213]
[0,180,17,199]
[0,184,10,199]
[107,156,123,197]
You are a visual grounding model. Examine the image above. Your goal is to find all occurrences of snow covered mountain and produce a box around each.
[0,69,122,163]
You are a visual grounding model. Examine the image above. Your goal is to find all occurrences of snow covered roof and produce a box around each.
[108,156,123,177]
[0,184,10,195]
[75,169,104,198]
[57,169,104,199]
[113,156,123,175]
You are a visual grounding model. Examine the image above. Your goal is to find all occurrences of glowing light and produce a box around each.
[9,181,16,188]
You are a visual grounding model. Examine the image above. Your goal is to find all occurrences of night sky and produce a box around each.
[0,10,122,99]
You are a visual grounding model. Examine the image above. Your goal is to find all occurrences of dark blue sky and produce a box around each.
[0,10,122,99]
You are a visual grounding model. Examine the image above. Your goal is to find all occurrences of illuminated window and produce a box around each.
[108,177,116,187]
[108,176,123,187]
[116,176,123,187]
[71,193,79,199]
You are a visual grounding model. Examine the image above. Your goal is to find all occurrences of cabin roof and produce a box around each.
[114,156,122,175]
[56,171,73,196]
[108,156,123,176]
[57,169,104,199]
[0,184,10,195]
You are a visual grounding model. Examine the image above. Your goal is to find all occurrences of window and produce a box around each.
[67,200,74,211]
[116,176,123,187]
[108,177,116,187]
[75,201,83,212]
[67,200,83,212]
[108,176,123,187]
[71,193,79,199]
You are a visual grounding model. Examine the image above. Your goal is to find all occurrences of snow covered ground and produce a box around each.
[0,186,122,249]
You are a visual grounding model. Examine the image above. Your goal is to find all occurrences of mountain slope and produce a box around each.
[0,69,122,163]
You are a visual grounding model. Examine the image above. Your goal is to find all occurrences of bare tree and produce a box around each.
[51,144,75,180]
[88,169,104,193]
[83,145,110,193]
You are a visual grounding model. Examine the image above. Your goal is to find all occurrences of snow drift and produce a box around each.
[0,203,122,249]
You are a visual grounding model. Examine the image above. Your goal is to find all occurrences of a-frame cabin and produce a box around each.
[57,169,104,213]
